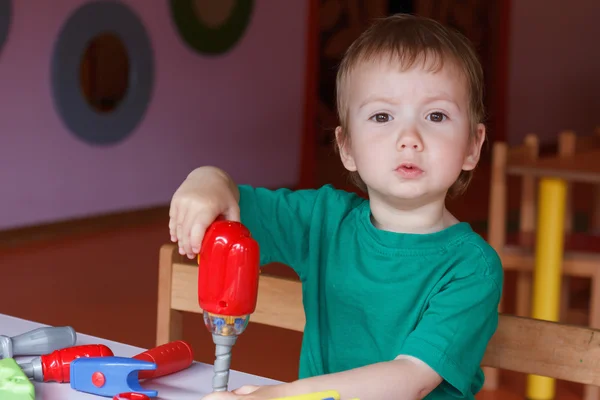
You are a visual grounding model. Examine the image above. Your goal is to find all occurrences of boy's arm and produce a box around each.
[266,357,442,399]
[204,358,440,400]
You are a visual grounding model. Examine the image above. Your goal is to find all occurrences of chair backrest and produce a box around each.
[156,243,600,386]
[487,134,539,251]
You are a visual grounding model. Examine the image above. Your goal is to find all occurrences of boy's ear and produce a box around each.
[335,126,357,172]
[462,123,486,171]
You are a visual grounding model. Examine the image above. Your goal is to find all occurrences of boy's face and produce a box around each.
[336,58,485,206]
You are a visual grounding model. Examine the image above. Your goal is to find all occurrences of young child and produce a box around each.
[170,13,503,400]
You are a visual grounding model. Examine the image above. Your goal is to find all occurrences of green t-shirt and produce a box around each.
[238,184,503,399]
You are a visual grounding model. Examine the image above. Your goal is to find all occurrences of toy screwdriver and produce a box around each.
[198,220,260,392]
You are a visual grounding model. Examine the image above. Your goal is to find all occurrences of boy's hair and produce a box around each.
[334,13,485,197]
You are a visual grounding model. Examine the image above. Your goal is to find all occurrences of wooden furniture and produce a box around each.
[2,313,279,399]
[156,243,600,398]
[557,130,600,327]
[486,134,600,397]
[488,132,600,323]
[507,147,600,400]
[484,134,539,391]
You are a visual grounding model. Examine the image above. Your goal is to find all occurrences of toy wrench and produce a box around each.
[70,356,157,397]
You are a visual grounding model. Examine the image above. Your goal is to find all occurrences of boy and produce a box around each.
[169,13,503,400]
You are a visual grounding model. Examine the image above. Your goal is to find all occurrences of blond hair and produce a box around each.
[335,13,485,197]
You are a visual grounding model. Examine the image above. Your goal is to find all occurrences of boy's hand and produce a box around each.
[169,166,240,259]
[202,385,276,400]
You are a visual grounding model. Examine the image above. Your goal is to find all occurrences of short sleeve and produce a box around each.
[397,272,502,397]
[237,185,320,278]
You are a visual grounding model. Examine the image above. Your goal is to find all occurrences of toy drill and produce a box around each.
[198,220,260,392]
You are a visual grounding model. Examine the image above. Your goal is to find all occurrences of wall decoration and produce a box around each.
[0,0,11,55]
[0,1,309,231]
[50,0,154,146]
[169,0,254,55]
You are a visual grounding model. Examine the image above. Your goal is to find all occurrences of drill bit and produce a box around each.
[211,334,237,392]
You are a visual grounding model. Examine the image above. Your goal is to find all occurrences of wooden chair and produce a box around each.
[556,129,600,329]
[486,133,600,399]
[156,243,600,398]
[483,134,540,391]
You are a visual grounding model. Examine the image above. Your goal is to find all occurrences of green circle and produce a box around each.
[169,0,254,55]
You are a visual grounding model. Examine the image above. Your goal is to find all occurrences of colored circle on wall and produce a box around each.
[169,0,254,55]
[0,0,11,55]
[50,1,154,146]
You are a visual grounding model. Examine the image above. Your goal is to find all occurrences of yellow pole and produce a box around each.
[526,177,567,400]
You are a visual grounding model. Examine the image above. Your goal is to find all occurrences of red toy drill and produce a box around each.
[198,220,260,392]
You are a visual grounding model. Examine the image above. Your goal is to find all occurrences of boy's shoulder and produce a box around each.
[448,227,504,284]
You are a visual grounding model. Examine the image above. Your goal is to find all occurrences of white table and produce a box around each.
[1,314,280,399]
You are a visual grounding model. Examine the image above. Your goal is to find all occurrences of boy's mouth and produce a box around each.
[395,162,423,178]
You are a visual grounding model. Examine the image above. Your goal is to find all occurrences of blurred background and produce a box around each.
[1,1,599,399]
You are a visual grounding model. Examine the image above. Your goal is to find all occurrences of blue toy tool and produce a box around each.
[70,356,157,398]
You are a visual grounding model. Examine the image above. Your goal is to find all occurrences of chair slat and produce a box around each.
[483,314,600,386]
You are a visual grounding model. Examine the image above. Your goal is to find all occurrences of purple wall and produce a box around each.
[507,0,600,145]
[0,0,308,230]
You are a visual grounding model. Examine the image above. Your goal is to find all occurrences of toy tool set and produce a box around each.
[0,326,193,399]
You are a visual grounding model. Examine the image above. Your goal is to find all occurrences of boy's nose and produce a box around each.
[397,131,424,151]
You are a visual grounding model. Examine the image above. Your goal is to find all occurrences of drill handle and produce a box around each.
[0,326,76,359]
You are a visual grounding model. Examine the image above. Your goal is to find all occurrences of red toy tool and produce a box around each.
[113,393,150,400]
[198,220,260,392]
[18,344,113,382]
[133,340,194,380]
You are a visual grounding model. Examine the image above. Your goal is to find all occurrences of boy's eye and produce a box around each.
[427,112,447,122]
[370,113,392,123]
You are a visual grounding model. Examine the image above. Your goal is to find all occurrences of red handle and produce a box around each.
[113,393,150,400]
[42,344,113,383]
[198,220,260,316]
[133,340,193,380]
